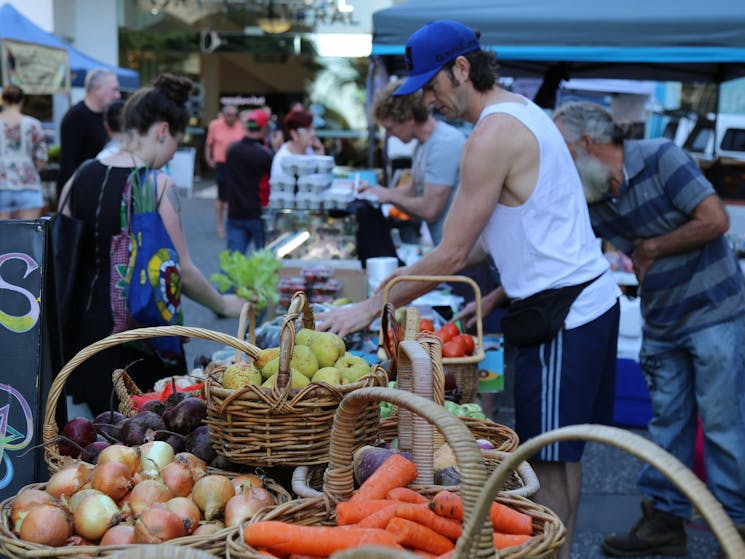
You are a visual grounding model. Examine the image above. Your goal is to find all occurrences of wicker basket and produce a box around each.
[382,275,486,402]
[43,325,261,475]
[204,291,387,467]
[226,342,565,559]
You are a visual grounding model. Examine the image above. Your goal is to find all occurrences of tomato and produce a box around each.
[455,334,475,355]
[434,329,453,344]
[442,338,466,358]
[442,322,460,339]
[420,318,435,332]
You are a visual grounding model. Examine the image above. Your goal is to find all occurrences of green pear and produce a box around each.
[261,368,310,389]
[335,352,371,383]
[310,331,344,368]
[311,367,343,385]
[222,361,262,389]
[291,345,319,379]
[256,347,280,369]
[333,333,346,356]
[334,352,368,369]
[261,357,280,379]
[295,328,316,346]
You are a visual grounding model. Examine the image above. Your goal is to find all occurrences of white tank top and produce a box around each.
[477,99,620,328]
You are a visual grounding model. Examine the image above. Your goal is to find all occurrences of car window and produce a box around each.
[721,129,745,153]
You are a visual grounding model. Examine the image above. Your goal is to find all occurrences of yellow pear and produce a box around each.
[256,347,280,369]
[311,367,343,386]
[295,328,316,346]
[261,368,310,389]
[335,352,371,383]
[291,345,319,379]
[222,362,262,389]
[333,334,346,356]
[310,331,344,368]
[261,357,280,379]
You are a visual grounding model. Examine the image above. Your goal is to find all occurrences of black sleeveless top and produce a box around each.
[65,160,185,414]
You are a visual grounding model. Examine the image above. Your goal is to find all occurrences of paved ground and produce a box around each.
[178,180,723,559]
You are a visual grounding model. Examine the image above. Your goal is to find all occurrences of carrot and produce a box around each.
[356,503,399,529]
[385,517,455,556]
[432,491,533,535]
[394,503,462,541]
[493,532,532,549]
[489,501,533,535]
[336,499,396,525]
[244,521,399,556]
[351,453,418,502]
[386,487,429,504]
[431,491,464,520]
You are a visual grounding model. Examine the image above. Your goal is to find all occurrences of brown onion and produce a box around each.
[97,444,141,476]
[73,493,121,541]
[161,461,194,497]
[10,489,57,533]
[165,497,202,535]
[138,441,174,474]
[133,504,186,543]
[46,464,91,499]
[224,494,266,527]
[99,524,135,546]
[66,488,104,515]
[173,452,207,481]
[231,473,263,494]
[128,479,172,517]
[18,504,72,546]
[191,520,225,536]
[191,475,235,521]
[91,461,134,501]
[247,486,275,507]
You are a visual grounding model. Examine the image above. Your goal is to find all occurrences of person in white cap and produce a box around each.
[317,20,620,558]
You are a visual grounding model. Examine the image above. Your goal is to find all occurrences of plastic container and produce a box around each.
[313,155,335,173]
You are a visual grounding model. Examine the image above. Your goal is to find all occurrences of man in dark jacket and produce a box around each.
[223,109,273,255]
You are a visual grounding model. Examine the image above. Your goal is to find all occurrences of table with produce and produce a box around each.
[0,278,563,559]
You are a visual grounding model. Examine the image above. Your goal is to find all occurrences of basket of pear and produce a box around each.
[205,292,387,467]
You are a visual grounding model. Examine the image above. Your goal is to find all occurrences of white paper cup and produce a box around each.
[366,256,398,296]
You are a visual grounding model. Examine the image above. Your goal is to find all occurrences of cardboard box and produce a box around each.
[279,258,367,303]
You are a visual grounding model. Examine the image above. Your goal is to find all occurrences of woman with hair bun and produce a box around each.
[59,74,248,416]
[0,84,48,218]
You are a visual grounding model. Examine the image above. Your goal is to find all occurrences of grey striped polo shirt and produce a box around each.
[589,139,745,340]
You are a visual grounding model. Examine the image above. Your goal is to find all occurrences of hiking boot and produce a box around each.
[602,499,687,557]
[718,522,745,559]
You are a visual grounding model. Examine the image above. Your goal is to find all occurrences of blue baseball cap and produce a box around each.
[394,20,480,97]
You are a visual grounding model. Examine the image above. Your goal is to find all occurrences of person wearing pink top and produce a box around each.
[205,104,245,238]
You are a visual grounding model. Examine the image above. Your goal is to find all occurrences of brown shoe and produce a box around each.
[602,499,687,557]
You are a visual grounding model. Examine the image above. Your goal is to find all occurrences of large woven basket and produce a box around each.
[204,291,387,467]
[43,325,261,475]
[226,342,565,559]
[382,275,486,402]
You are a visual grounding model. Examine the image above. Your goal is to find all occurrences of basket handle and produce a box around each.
[382,275,485,360]
[44,325,260,464]
[323,344,494,559]
[461,424,745,559]
[274,291,314,392]
[235,302,257,363]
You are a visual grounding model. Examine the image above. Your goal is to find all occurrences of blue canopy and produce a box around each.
[0,3,139,90]
[372,0,745,82]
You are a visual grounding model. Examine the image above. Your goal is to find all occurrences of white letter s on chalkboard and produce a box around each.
[0,252,40,333]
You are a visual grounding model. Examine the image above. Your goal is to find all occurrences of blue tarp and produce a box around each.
[372,0,745,82]
[0,3,139,90]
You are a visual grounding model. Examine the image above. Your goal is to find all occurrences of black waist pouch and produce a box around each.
[502,275,601,347]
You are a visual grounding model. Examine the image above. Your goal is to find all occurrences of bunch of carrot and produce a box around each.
[243,453,534,559]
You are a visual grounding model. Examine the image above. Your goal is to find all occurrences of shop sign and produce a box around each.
[1,39,70,94]
[220,95,267,107]
[0,220,55,498]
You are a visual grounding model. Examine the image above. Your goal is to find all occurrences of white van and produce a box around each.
[682,113,745,163]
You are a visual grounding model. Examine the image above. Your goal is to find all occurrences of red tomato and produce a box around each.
[434,329,453,344]
[420,318,435,332]
[455,334,475,355]
[442,322,460,339]
[442,338,466,358]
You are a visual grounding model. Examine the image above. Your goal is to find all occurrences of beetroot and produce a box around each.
[185,425,216,463]
[93,411,126,441]
[352,445,412,486]
[59,418,97,457]
[139,400,166,416]
[167,398,207,434]
[83,440,110,464]
[120,411,166,446]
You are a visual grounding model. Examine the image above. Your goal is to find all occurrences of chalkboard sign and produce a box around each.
[0,219,57,500]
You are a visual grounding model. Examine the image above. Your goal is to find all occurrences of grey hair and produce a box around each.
[553,101,623,145]
[85,68,116,92]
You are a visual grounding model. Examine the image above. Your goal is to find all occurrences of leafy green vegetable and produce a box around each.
[210,249,282,310]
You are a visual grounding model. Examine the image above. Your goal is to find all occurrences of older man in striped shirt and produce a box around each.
[554,101,745,558]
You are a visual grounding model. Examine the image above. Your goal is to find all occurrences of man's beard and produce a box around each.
[575,150,612,203]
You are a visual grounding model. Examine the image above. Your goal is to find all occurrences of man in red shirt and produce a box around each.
[205,104,245,238]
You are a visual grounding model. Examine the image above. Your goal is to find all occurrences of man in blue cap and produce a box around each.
[316,21,620,558]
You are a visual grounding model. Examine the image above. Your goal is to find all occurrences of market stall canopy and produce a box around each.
[371,0,745,83]
[0,3,139,90]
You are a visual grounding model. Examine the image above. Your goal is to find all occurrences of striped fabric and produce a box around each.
[589,139,745,340]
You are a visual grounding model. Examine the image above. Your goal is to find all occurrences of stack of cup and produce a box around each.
[366,256,399,298]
